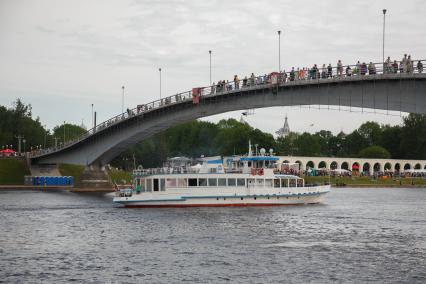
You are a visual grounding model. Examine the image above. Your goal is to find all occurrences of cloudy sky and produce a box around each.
[1,0,425,135]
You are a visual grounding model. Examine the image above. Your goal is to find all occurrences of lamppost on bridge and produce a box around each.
[277,30,281,72]
[91,103,94,129]
[121,86,125,114]
[209,50,212,85]
[382,9,387,67]
[43,125,47,148]
[63,121,66,144]
[159,68,162,99]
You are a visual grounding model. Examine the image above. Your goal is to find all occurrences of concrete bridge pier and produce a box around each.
[77,165,113,191]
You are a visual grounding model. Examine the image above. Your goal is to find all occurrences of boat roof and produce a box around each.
[240,156,279,161]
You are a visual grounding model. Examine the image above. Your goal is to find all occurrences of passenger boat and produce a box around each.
[113,142,330,208]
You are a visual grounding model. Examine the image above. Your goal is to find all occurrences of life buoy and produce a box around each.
[259,168,264,175]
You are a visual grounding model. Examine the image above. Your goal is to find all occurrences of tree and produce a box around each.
[358,145,391,159]
[52,124,86,143]
[358,121,382,146]
[400,114,426,159]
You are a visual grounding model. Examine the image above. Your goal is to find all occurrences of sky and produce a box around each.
[1,0,425,135]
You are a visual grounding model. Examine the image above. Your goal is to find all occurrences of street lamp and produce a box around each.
[278,30,281,72]
[159,68,162,99]
[209,50,212,85]
[121,86,125,114]
[382,9,387,68]
[91,103,94,129]
[43,125,47,148]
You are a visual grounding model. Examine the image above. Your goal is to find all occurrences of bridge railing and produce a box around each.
[30,58,425,158]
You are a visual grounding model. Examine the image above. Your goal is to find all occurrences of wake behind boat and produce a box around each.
[113,142,330,208]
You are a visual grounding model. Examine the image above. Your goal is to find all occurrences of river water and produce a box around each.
[0,188,425,283]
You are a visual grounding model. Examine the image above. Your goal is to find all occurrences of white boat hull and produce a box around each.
[113,185,330,208]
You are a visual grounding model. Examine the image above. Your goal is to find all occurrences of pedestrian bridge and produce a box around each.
[278,156,426,174]
[31,61,426,166]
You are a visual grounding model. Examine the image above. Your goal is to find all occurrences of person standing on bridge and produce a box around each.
[368,62,376,75]
[346,65,352,76]
[290,67,295,81]
[321,64,327,79]
[327,64,332,78]
[250,73,255,86]
[385,56,392,73]
[401,54,408,73]
[360,62,367,75]
[337,60,343,77]
[417,61,423,73]
[407,55,413,74]
[234,75,240,89]
[392,60,398,73]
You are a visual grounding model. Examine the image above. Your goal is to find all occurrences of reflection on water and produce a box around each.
[0,188,425,283]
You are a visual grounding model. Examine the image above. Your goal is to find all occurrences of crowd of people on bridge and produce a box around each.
[209,54,423,95]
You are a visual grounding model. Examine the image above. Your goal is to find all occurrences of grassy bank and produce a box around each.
[0,159,30,185]
[107,168,132,184]
[304,176,426,186]
[59,164,85,184]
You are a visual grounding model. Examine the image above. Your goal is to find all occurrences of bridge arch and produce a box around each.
[341,162,349,170]
[404,163,412,170]
[318,161,327,169]
[363,162,371,174]
[373,162,381,173]
[306,161,315,170]
[330,161,338,170]
[384,162,392,171]
[414,163,421,169]
[352,162,360,172]
[395,163,401,171]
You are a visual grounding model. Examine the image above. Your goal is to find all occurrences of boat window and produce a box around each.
[136,178,140,187]
[146,179,152,191]
[256,179,264,186]
[160,179,165,191]
[265,179,273,187]
[198,178,207,186]
[208,178,217,186]
[227,178,236,186]
[274,179,280,188]
[140,178,146,192]
[153,179,159,191]
[210,168,217,173]
[281,179,288,188]
[247,178,255,186]
[289,179,297,187]
[218,178,226,186]
[188,178,198,187]
[177,178,187,187]
[297,179,303,187]
[248,162,252,167]
[166,178,177,188]
[237,178,245,186]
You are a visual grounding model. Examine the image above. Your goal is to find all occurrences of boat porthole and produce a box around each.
[267,196,270,199]
[224,198,226,200]
[254,197,256,200]
[241,197,243,200]
[216,197,219,200]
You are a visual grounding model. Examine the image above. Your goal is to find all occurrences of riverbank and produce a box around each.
[304,175,426,187]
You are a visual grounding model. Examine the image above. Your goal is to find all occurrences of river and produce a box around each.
[0,188,425,283]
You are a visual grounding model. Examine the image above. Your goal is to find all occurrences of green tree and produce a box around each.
[400,114,426,159]
[358,145,391,159]
[52,123,86,143]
